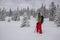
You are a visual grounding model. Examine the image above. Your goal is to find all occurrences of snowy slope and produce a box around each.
[0,16,60,40]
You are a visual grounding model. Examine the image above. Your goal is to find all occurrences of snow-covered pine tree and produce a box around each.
[0,8,2,21]
[12,7,20,21]
[1,8,6,21]
[8,8,13,22]
[11,10,17,21]
[49,2,56,21]
[33,10,36,18]
[27,6,30,19]
[54,5,60,27]
[21,12,30,27]
[16,7,20,21]
[43,5,49,18]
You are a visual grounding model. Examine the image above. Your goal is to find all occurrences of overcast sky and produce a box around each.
[0,0,60,10]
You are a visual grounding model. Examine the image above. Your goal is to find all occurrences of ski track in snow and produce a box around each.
[0,16,60,40]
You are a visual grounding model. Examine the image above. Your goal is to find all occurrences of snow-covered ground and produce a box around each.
[0,16,60,40]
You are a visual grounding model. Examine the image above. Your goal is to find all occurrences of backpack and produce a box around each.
[41,16,44,24]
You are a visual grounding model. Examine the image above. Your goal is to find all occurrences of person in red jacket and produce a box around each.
[36,13,44,34]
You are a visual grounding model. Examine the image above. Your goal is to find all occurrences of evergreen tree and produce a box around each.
[9,8,13,17]
[12,7,20,21]
[1,8,6,21]
[20,9,24,16]
[16,7,20,21]
[54,5,60,26]
[27,6,30,19]
[0,8,2,21]
[21,12,30,27]
[49,2,56,21]
[8,8,13,22]
[33,10,36,18]
[30,9,34,16]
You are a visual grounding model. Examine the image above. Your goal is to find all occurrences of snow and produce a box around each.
[0,16,60,40]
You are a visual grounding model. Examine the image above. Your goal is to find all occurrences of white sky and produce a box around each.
[0,0,60,11]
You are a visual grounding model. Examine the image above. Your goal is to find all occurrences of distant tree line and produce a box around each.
[0,2,60,22]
